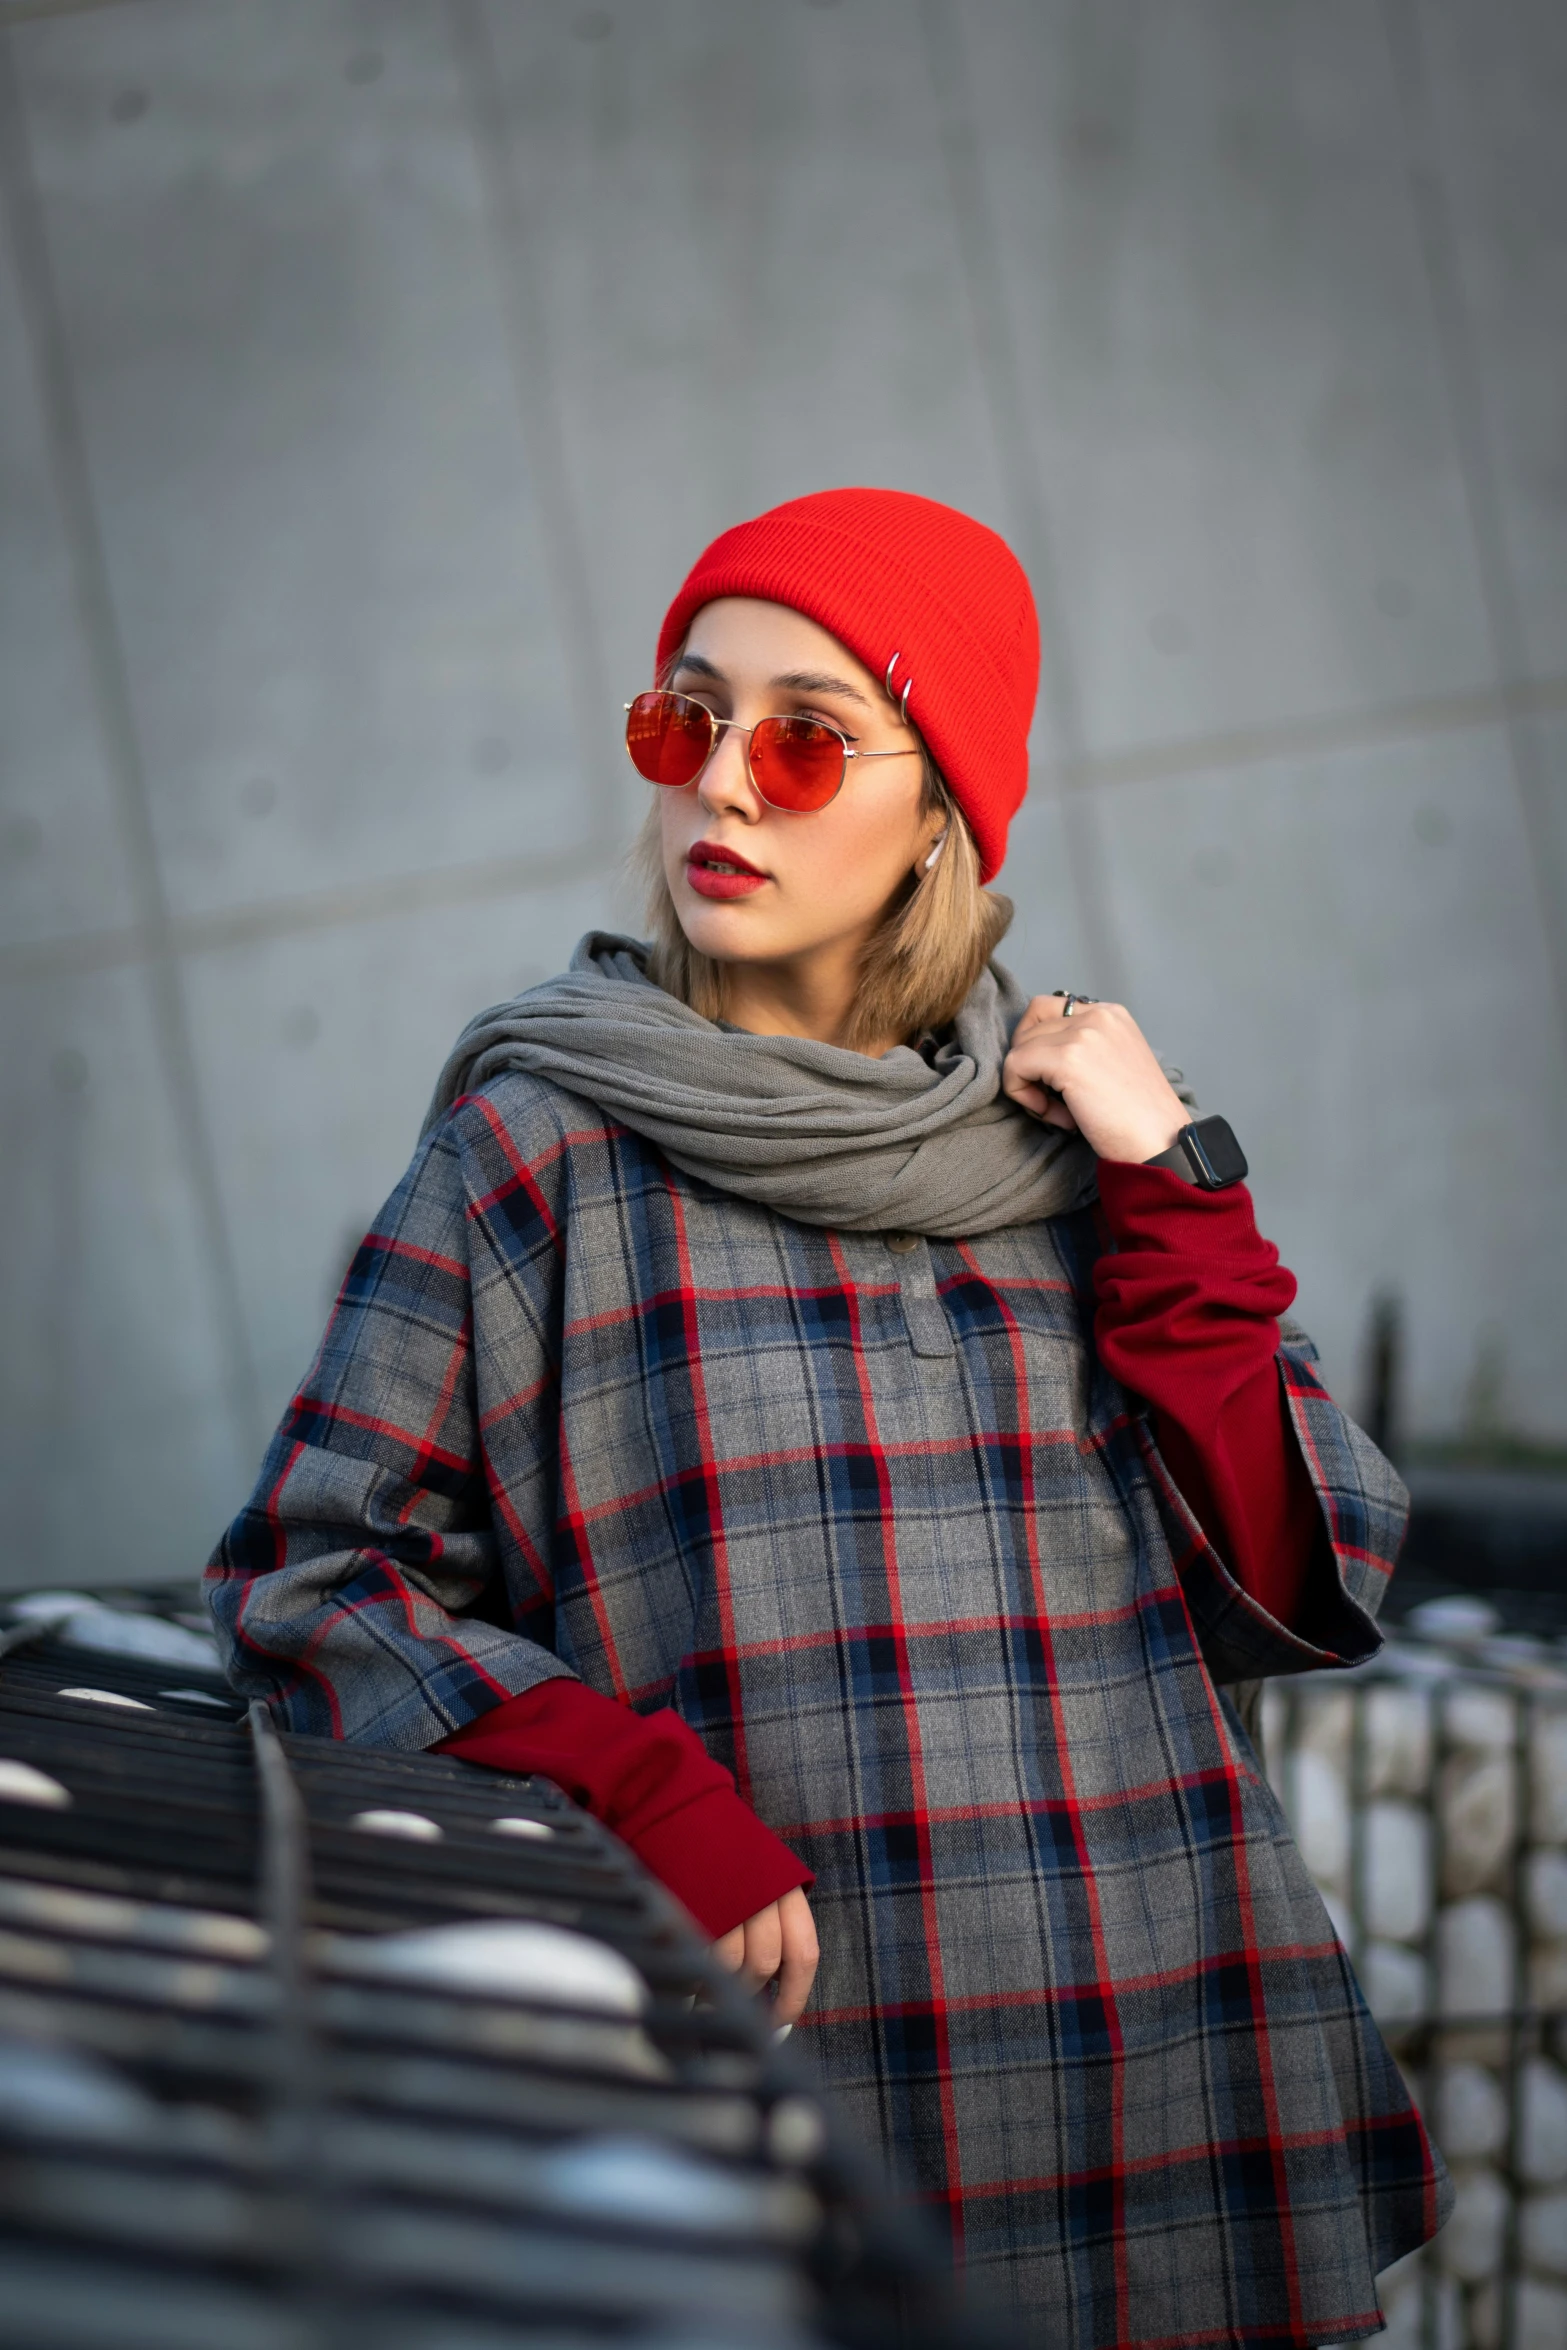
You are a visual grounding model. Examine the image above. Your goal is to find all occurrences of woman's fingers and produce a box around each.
[712,1921,746,1975]
[771,1887,820,2026]
[1003,996,1188,1164]
[715,1904,782,1991]
[1003,995,1072,1125]
[1004,1064,1079,1128]
[1002,994,1080,1114]
[712,1890,820,2025]
[742,1904,783,1990]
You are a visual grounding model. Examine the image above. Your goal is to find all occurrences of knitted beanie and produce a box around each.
[654,487,1039,882]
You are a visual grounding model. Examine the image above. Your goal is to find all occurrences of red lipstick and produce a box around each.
[685,840,769,900]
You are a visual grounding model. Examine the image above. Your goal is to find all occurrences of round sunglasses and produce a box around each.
[624,689,919,814]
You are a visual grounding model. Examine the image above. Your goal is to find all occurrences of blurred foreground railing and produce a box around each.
[0,1589,1013,2350]
[1262,1601,1567,2350]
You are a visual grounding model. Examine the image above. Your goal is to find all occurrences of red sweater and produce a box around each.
[1092,1159,1323,1632]
[438,1165,1322,1936]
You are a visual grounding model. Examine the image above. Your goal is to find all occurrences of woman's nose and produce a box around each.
[695,722,761,822]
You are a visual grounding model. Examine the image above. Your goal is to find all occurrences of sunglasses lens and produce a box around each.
[749,715,845,811]
[625,691,713,788]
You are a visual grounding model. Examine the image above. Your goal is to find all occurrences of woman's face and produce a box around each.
[655,597,942,989]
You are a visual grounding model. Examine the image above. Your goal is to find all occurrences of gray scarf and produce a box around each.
[423,932,1100,1236]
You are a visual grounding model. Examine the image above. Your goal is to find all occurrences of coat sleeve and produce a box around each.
[1138,1318,1407,1685]
[204,1103,576,1750]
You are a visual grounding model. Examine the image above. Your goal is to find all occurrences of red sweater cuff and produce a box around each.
[434,1679,811,1940]
[1095,1158,1295,1292]
[1092,1155,1324,1633]
[627,1781,813,1940]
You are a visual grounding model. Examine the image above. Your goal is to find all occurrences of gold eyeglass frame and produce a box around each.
[623,690,919,812]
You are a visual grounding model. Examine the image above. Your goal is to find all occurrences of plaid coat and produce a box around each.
[209,1074,1449,2346]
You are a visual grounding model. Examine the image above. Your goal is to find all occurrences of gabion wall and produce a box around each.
[1262,1599,1567,2350]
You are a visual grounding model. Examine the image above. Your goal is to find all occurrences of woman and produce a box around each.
[208,488,1448,2344]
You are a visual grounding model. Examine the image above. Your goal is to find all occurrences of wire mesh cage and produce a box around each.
[0,1590,1015,2350]
[1260,1603,1567,2350]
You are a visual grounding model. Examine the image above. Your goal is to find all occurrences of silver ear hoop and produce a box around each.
[884,652,914,722]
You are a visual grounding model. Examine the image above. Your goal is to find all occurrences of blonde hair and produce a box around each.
[633,740,1013,1052]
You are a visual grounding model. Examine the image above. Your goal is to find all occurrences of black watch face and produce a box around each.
[1190,1116,1248,1187]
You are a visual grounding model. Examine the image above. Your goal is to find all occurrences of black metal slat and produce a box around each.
[0,1609,1005,2350]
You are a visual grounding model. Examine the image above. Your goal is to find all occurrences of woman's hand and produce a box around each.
[713,1885,819,2026]
[1002,996,1189,1165]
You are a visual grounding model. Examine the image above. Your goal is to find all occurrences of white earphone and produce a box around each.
[923,832,948,873]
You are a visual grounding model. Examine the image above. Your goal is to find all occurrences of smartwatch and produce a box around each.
[1143,1115,1249,1191]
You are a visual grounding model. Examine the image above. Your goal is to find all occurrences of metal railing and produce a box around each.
[0,1601,1012,2350]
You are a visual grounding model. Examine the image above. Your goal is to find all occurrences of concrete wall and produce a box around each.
[1,0,1563,1592]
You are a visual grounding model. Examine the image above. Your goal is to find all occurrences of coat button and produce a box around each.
[886,1232,919,1254]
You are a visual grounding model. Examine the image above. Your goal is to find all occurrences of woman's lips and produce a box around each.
[685,843,769,900]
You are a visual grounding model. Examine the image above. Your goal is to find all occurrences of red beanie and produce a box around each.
[654,487,1039,882]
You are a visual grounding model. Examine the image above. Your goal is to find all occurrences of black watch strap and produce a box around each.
[1143,1115,1249,1191]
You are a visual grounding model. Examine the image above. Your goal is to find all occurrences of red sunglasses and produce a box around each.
[624,689,919,814]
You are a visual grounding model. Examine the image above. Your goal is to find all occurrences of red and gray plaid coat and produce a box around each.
[208,1074,1449,2345]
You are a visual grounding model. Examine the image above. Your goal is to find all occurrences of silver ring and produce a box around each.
[1056,989,1095,1018]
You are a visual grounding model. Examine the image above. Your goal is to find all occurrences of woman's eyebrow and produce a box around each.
[769,667,872,708]
[673,652,726,682]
